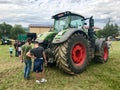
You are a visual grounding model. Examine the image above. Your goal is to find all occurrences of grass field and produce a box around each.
[0,41,120,90]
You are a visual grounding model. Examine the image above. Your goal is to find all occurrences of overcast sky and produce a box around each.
[0,0,120,28]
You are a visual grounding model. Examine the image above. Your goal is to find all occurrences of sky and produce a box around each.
[0,0,120,28]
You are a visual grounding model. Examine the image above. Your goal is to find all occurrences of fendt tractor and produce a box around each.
[36,11,109,74]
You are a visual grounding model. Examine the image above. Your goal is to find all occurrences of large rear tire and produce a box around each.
[94,39,109,63]
[55,33,90,74]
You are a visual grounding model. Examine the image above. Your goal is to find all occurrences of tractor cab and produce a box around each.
[52,11,85,32]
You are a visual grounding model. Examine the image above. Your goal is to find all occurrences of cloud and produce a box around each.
[0,0,120,28]
[0,0,12,4]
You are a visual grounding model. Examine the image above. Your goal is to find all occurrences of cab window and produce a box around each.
[70,15,84,29]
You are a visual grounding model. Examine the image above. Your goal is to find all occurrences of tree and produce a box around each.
[0,22,12,38]
[10,24,26,39]
[97,23,119,38]
[96,29,104,38]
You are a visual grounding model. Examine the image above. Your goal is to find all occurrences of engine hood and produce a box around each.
[36,32,57,43]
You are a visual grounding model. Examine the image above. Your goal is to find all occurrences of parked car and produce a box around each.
[0,37,11,45]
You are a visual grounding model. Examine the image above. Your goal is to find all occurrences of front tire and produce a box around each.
[94,39,109,63]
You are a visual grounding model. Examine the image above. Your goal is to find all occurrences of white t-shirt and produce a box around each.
[18,47,21,51]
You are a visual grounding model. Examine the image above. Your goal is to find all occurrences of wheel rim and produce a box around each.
[72,43,86,66]
[103,46,108,61]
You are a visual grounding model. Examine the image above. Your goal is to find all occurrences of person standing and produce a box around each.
[21,38,32,80]
[9,45,13,57]
[106,37,112,50]
[14,40,18,57]
[18,41,22,60]
[26,41,47,84]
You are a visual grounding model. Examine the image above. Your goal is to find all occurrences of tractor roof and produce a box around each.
[52,11,85,19]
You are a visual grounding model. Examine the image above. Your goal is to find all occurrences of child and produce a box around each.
[9,45,13,57]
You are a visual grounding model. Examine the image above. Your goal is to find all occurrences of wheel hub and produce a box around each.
[103,46,108,61]
[72,43,86,65]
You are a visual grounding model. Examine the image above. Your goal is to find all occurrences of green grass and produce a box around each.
[0,41,120,90]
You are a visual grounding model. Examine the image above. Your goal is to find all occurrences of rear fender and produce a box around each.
[52,29,88,44]
[95,38,106,54]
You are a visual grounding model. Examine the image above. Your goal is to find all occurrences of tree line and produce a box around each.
[0,22,119,40]
[96,23,120,38]
[0,22,26,39]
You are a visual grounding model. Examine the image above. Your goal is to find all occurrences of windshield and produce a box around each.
[54,16,69,32]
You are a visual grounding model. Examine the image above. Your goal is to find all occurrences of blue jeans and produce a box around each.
[24,60,32,78]
[15,50,18,57]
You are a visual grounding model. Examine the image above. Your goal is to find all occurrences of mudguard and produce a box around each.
[95,38,106,54]
[52,28,88,44]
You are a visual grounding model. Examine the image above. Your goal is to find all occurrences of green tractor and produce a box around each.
[36,11,109,74]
